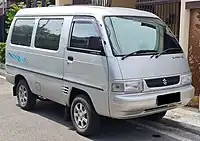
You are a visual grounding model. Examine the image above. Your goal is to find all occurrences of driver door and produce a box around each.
[63,16,109,116]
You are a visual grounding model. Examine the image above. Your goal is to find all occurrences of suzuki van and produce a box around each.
[5,5,194,136]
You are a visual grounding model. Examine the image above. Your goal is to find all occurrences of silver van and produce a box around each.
[5,6,194,136]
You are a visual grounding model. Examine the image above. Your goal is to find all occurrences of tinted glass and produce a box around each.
[70,22,100,50]
[11,19,35,46]
[35,19,64,51]
[104,16,182,56]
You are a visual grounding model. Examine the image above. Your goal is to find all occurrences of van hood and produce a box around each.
[117,53,190,79]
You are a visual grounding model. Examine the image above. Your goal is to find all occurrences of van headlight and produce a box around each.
[111,80,143,93]
[181,73,192,86]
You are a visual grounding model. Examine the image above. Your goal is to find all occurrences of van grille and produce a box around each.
[145,76,180,88]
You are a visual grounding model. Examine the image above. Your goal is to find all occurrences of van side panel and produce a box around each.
[6,17,38,93]
[6,16,68,105]
[26,17,67,104]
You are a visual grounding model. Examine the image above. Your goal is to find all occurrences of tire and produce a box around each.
[16,79,36,111]
[70,95,100,136]
[146,111,167,121]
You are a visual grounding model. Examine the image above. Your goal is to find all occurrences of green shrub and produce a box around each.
[0,43,6,64]
[5,2,25,35]
[5,1,51,38]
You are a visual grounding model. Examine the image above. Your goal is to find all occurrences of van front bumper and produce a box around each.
[109,85,194,119]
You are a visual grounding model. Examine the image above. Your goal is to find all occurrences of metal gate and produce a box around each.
[136,0,181,40]
[0,14,5,42]
[73,0,112,6]
[91,0,112,6]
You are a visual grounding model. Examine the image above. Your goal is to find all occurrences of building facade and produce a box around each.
[136,0,181,41]
[179,0,200,107]
[0,0,16,42]
[55,0,136,8]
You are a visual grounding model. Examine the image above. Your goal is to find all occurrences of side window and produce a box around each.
[70,21,101,51]
[35,19,64,51]
[11,19,35,46]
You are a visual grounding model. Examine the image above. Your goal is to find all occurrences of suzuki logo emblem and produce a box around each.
[163,79,167,85]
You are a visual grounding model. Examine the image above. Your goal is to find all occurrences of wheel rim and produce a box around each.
[73,102,88,129]
[18,85,28,107]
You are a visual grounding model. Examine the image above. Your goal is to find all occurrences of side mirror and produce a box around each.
[88,36,104,55]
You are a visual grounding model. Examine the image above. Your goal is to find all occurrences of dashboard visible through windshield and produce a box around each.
[104,16,183,57]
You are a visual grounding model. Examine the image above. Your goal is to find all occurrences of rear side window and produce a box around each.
[11,19,35,46]
[35,19,64,51]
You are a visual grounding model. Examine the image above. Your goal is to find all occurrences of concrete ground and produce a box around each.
[1,77,200,141]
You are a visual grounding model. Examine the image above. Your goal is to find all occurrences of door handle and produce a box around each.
[67,56,74,64]
[68,56,74,61]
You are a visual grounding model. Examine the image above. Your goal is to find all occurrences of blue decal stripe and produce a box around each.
[8,52,27,64]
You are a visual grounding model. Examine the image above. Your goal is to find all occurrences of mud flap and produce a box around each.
[13,85,17,96]
[64,105,71,121]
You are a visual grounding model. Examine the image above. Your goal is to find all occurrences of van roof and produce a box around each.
[15,5,158,18]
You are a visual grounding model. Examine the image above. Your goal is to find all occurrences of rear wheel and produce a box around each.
[70,95,100,136]
[146,111,167,121]
[16,79,36,111]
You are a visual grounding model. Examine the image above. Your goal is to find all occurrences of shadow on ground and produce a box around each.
[22,101,75,131]
[18,100,172,141]
[15,101,167,141]
[161,118,200,136]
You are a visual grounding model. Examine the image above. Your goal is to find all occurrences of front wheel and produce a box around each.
[70,95,100,136]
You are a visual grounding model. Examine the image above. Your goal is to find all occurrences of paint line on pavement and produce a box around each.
[0,75,6,79]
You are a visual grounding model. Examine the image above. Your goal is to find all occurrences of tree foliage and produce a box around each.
[5,0,52,34]
[0,0,53,64]
[5,2,25,34]
[25,0,52,8]
[0,43,6,63]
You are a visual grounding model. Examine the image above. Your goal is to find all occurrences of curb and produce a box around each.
[0,63,5,77]
[166,107,200,128]
[182,106,200,113]
[187,96,199,109]
[0,69,5,77]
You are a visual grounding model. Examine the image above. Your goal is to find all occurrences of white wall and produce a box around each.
[179,0,199,58]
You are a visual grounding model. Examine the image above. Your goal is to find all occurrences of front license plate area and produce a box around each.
[157,92,181,106]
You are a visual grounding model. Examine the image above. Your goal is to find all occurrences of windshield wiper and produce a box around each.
[154,48,183,59]
[121,50,158,60]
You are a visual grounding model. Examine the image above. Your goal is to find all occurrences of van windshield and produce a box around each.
[104,16,183,56]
